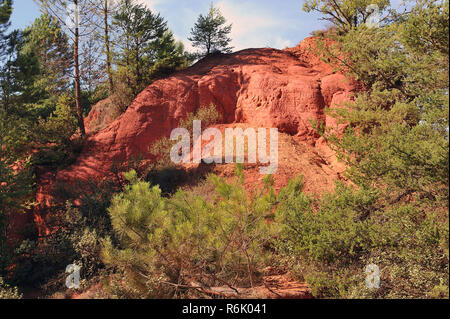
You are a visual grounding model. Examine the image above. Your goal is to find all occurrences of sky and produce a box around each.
[10,0,325,51]
[137,0,325,51]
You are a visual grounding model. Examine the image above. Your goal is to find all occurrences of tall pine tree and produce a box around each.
[113,0,167,95]
[188,3,233,57]
[0,0,12,58]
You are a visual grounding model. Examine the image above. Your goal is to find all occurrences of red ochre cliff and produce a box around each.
[34,37,357,229]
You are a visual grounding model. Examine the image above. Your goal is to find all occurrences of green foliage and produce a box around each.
[151,31,193,77]
[37,94,79,146]
[109,79,135,113]
[19,13,72,116]
[181,103,223,131]
[24,94,84,171]
[2,13,72,119]
[11,202,106,291]
[316,0,449,210]
[0,0,12,57]
[0,54,34,275]
[52,178,119,240]
[0,30,28,114]
[188,3,233,57]
[0,0,446,300]
[0,0,10,25]
[102,165,276,298]
[302,0,391,32]
[113,0,189,97]
[9,175,119,290]
[276,179,376,265]
[0,0,193,295]
[0,109,33,277]
[0,12,75,182]
[275,179,449,298]
[0,112,33,210]
[145,103,221,195]
[277,0,450,298]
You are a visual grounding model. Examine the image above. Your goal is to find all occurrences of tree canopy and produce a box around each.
[303,0,391,31]
[189,3,233,57]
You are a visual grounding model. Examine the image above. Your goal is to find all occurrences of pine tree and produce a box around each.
[0,0,12,111]
[0,1,32,216]
[275,0,449,298]
[0,0,12,58]
[113,0,168,95]
[302,0,391,32]
[188,3,233,57]
[102,165,276,297]
[38,0,97,136]
[14,13,72,117]
[150,30,192,77]
[0,30,23,114]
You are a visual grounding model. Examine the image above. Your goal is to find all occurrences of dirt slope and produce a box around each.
[37,37,356,208]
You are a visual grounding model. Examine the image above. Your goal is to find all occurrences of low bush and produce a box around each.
[10,203,106,292]
[102,164,276,298]
[275,179,449,298]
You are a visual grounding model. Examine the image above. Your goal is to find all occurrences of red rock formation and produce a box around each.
[37,36,357,208]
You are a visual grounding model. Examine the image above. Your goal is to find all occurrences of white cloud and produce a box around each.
[127,1,309,52]
[274,37,293,49]
[173,32,195,52]
[216,0,294,50]
[136,0,165,11]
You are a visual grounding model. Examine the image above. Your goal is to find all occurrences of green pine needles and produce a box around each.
[102,164,277,298]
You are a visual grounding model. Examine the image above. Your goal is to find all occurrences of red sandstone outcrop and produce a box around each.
[38,36,357,207]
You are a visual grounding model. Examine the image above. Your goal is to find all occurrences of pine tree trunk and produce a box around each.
[207,34,211,55]
[135,46,140,94]
[74,0,86,137]
[104,0,114,94]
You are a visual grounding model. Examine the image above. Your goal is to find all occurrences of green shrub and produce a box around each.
[102,165,276,298]
[109,78,135,113]
[144,103,222,195]
[287,0,449,299]
[30,94,83,169]
[37,94,78,146]
[11,203,106,292]
[275,179,449,298]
